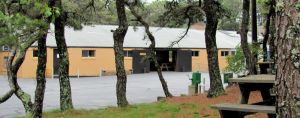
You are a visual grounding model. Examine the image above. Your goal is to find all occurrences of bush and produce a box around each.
[225,46,246,74]
[225,45,262,75]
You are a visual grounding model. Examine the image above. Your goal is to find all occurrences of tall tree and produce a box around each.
[113,0,129,107]
[240,0,256,75]
[53,0,74,111]
[127,2,173,97]
[262,0,275,62]
[251,0,258,74]
[269,11,276,63]
[0,0,49,115]
[32,0,55,116]
[32,30,48,117]
[203,0,225,97]
[275,0,300,117]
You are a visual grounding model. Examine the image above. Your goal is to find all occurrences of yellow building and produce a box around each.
[0,25,241,79]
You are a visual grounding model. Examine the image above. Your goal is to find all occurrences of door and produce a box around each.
[132,50,150,74]
[53,49,59,75]
[176,50,192,72]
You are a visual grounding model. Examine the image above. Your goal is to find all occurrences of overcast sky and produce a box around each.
[142,0,162,3]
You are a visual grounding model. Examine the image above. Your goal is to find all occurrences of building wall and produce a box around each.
[191,49,232,73]
[17,48,54,79]
[15,47,133,78]
[0,51,10,75]
[67,48,132,77]
[0,47,232,79]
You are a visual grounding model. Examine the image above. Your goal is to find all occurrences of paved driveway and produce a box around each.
[0,72,215,118]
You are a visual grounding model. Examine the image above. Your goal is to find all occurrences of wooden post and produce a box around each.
[77,67,80,79]
[99,68,102,77]
[52,67,54,79]
[188,85,196,96]
[200,77,205,93]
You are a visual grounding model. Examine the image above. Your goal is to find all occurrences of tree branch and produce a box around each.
[169,5,194,47]
[127,2,173,97]
[0,89,15,103]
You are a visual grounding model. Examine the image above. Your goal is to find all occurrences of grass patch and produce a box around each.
[38,101,198,118]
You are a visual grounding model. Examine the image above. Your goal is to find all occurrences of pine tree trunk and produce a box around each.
[11,49,33,114]
[113,0,129,107]
[275,0,300,117]
[127,5,173,97]
[269,1,276,64]
[262,0,275,62]
[32,31,48,118]
[203,0,225,98]
[240,0,256,75]
[269,16,276,62]
[251,0,258,73]
[54,0,73,111]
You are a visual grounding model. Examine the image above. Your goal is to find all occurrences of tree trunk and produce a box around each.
[275,0,300,117]
[262,0,275,62]
[128,5,173,97]
[0,89,14,103]
[269,18,275,62]
[240,0,256,75]
[203,0,225,98]
[251,0,258,72]
[269,2,276,65]
[11,49,33,114]
[1,0,50,115]
[32,31,48,118]
[10,35,48,114]
[113,0,129,107]
[54,0,74,110]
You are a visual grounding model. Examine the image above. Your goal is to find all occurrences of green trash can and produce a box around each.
[224,73,233,84]
[192,72,201,85]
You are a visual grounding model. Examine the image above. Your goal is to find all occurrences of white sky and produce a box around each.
[142,0,164,3]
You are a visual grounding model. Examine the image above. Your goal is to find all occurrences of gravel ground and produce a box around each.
[0,72,228,118]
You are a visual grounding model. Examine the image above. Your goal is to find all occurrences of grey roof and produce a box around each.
[43,25,248,49]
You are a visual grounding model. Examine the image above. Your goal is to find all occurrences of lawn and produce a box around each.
[38,85,267,118]
[40,102,201,118]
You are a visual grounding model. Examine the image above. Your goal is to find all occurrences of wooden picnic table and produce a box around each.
[160,63,170,71]
[212,74,276,118]
[257,62,274,74]
[228,75,275,105]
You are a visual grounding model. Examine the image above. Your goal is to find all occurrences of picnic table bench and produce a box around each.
[211,103,275,118]
[229,75,275,104]
[212,75,276,118]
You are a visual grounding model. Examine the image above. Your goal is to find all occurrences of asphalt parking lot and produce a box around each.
[0,72,216,118]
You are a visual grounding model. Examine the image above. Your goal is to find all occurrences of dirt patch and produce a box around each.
[167,84,269,118]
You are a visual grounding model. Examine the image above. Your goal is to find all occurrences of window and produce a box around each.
[3,56,8,68]
[124,51,132,57]
[82,50,95,57]
[2,46,9,51]
[169,51,173,62]
[221,51,229,57]
[192,51,199,57]
[231,51,236,55]
[33,50,38,57]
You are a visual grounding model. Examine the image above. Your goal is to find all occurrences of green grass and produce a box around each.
[37,101,199,118]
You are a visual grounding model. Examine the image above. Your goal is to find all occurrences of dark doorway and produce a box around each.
[132,50,150,74]
[150,50,177,71]
[176,50,192,72]
[53,49,59,75]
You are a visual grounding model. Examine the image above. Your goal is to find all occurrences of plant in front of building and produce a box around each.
[225,46,246,75]
[225,45,262,75]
